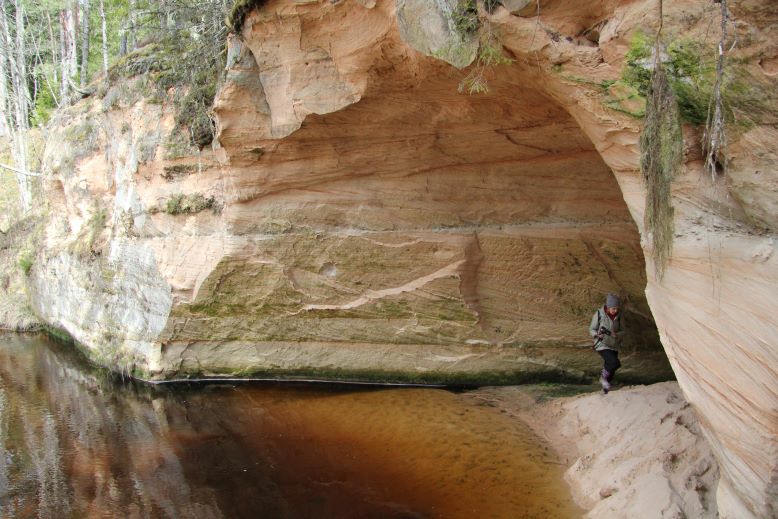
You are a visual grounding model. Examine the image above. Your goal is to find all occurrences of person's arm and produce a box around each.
[614,314,626,338]
[589,312,600,339]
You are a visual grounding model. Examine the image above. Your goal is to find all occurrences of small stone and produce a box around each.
[599,487,617,499]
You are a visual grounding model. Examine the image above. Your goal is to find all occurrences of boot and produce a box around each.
[599,369,611,394]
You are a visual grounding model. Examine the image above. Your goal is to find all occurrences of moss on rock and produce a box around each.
[227,0,269,34]
[622,31,778,128]
[162,193,216,215]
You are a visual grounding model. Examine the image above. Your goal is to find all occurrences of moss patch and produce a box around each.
[69,206,108,258]
[62,119,101,160]
[162,193,216,215]
[227,0,269,34]
[42,326,150,381]
[622,32,777,127]
[0,215,44,330]
[452,0,479,38]
[161,164,198,180]
[108,34,221,149]
[604,80,646,117]
[155,354,673,387]
[17,250,34,276]
[158,363,592,387]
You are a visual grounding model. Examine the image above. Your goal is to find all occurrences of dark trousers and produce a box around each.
[598,349,621,381]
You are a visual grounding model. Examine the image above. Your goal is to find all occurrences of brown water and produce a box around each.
[0,333,582,518]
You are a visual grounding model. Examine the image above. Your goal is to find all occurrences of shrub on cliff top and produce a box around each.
[107,12,226,149]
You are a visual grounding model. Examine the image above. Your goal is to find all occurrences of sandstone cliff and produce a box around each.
[26,0,777,517]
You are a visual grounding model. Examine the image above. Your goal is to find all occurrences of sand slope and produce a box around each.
[467,382,719,518]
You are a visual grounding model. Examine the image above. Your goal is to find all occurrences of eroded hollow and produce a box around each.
[170,32,671,384]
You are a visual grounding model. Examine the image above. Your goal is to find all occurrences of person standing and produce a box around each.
[589,293,623,394]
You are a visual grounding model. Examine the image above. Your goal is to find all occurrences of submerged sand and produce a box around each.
[465,382,719,518]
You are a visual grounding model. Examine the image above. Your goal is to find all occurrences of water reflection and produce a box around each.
[0,334,581,518]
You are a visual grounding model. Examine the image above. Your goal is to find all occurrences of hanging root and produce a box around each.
[703,0,732,181]
[640,55,683,279]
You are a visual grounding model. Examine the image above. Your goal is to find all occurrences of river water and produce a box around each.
[0,333,582,518]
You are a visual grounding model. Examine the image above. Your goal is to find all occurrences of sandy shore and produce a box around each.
[464,381,719,518]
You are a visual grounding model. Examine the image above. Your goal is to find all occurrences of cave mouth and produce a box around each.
[189,48,673,384]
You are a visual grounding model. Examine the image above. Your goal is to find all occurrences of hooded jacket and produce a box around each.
[589,306,622,351]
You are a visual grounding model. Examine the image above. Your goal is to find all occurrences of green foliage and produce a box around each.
[163,193,216,215]
[451,0,503,38]
[623,31,654,94]
[623,33,713,124]
[452,0,479,38]
[162,130,193,160]
[31,81,58,126]
[603,80,646,118]
[622,32,772,127]
[665,41,715,125]
[107,27,222,148]
[63,119,100,155]
[476,39,513,67]
[459,74,489,95]
[85,208,107,252]
[458,37,513,95]
[17,250,34,276]
[110,43,171,80]
[173,68,219,149]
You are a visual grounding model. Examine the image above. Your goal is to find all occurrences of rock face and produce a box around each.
[28,0,778,517]
[33,0,669,386]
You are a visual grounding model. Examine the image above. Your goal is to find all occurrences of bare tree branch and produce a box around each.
[0,162,42,177]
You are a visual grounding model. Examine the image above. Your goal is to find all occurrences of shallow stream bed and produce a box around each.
[0,333,582,518]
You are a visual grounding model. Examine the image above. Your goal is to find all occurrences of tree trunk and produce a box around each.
[99,0,108,75]
[0,0,32,211]
[59,10,68,100]
[12,0,31,211]
[45,9,60,98]
[0,0,12,139]
[13,0,27,125]
[59,2,78,103]
[80,0,90,88]
[120,0,136,56]
[129,0,137,50]
[67,2,78,82]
